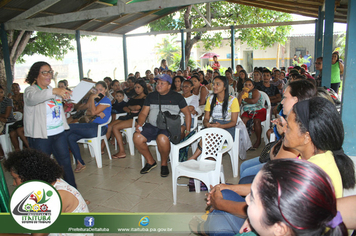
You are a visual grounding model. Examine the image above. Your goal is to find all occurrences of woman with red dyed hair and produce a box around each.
[241,159,348,236]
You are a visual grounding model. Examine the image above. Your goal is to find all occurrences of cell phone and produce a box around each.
[94,93,104,102]
[276,114,282,123]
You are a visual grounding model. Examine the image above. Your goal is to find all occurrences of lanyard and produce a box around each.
[36,84,59,106]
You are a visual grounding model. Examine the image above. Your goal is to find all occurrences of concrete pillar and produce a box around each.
[231,25,235,71]
[123,34,128,80]
[180,29,185,70]
[321,0,335,87]
[341,0,356,156]
[75,30,84,80]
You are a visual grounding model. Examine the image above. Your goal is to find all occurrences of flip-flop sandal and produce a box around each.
[74,165,86,173]
[189,216,208,236]
[112,154,126,159]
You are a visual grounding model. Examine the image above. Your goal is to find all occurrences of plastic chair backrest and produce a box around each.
[97,116,112,137]
[199,128,233,161]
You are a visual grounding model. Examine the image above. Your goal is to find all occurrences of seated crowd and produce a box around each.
[1,55,355,236]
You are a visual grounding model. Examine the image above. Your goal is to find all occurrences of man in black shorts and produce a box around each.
[133,74,191,177]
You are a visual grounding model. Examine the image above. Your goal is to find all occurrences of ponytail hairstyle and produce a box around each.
[95,81,108,97]
[293,97,355,189]
[210,76,229,120]
[258,159,348,236]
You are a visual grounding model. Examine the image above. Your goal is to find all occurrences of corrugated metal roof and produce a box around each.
[0,0,348,36]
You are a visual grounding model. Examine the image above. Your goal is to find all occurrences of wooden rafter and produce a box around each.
[229,0,319,18]
[107,9,160,32]
[3,6,56,15]
[91,15,124,31]
[236,0,319,16]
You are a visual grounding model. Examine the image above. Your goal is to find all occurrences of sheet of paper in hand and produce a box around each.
[70,80,96,104]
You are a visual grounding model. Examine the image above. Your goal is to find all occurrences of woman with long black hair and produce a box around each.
[189,76,239,160]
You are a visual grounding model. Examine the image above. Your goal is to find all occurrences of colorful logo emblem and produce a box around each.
[10,181,61,230]
[84,216,95,227]
[138,216,150,227]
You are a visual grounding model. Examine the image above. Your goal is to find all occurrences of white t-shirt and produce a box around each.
[46,97,64,136]
[183,94,200,117]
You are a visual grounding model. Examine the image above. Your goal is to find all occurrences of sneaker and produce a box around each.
[140,162,157,174]
[161,166,169,177]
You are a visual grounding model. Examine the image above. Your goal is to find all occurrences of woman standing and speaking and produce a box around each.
[24,61,76,188]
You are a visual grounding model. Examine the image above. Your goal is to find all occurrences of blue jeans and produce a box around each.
[28,132,77,189]
[239,175,256,184]
[240,157,265,179]
[66,123,107,166]
[205,190,246,236]
[213,119,235,141]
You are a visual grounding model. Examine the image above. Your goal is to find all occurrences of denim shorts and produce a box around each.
[140,123,170,142]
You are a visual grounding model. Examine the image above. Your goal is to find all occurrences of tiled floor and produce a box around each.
[2,135,264,235]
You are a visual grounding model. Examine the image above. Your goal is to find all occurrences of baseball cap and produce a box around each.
[154,74,172,84]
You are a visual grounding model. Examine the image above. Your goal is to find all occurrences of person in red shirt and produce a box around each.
[211,55,220,71]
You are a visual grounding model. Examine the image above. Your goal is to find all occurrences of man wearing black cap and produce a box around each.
[133,74,191,177]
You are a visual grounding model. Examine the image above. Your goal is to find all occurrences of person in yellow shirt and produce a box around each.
[189,76,239,160]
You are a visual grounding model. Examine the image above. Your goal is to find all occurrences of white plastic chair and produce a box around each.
[77,117,112,168]
[116,116,137,156]
[141,140,162,168]
[0,112,24,158]
[194,116,241,177]
[170,128,233,205]
[259,91,272,145]
[227,122,241,178]
[113,113,137,156]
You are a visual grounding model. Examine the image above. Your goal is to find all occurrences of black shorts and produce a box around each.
[140,123,169,142]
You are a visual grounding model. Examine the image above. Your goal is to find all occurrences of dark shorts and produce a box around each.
[241,108,266,122]
[140,123,170,142]
[8,120,24,133]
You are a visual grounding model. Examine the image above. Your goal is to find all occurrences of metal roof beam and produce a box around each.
[23,26,122,37]
[4,0,221,30]
[9,0,60,21]
[126,19,316,37]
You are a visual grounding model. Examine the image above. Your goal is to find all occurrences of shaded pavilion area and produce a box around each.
[0,0,355,158]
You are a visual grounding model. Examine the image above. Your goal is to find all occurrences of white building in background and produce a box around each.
[192,32,343,74]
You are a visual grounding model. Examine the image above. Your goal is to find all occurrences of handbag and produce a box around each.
[156,94,181,144]
[259,139,281,163]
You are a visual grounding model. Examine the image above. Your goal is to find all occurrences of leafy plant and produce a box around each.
[154,36,180,67]
[169,53,197,71]
[149,3,292,68]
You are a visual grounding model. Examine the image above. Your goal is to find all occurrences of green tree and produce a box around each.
[155,36,180,67]
[149,2,292,69]
[169,52,197,71]
[335,33,346,61]
[0,30,91,88]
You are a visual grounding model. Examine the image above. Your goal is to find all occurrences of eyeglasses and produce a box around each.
[41,70,54,76]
